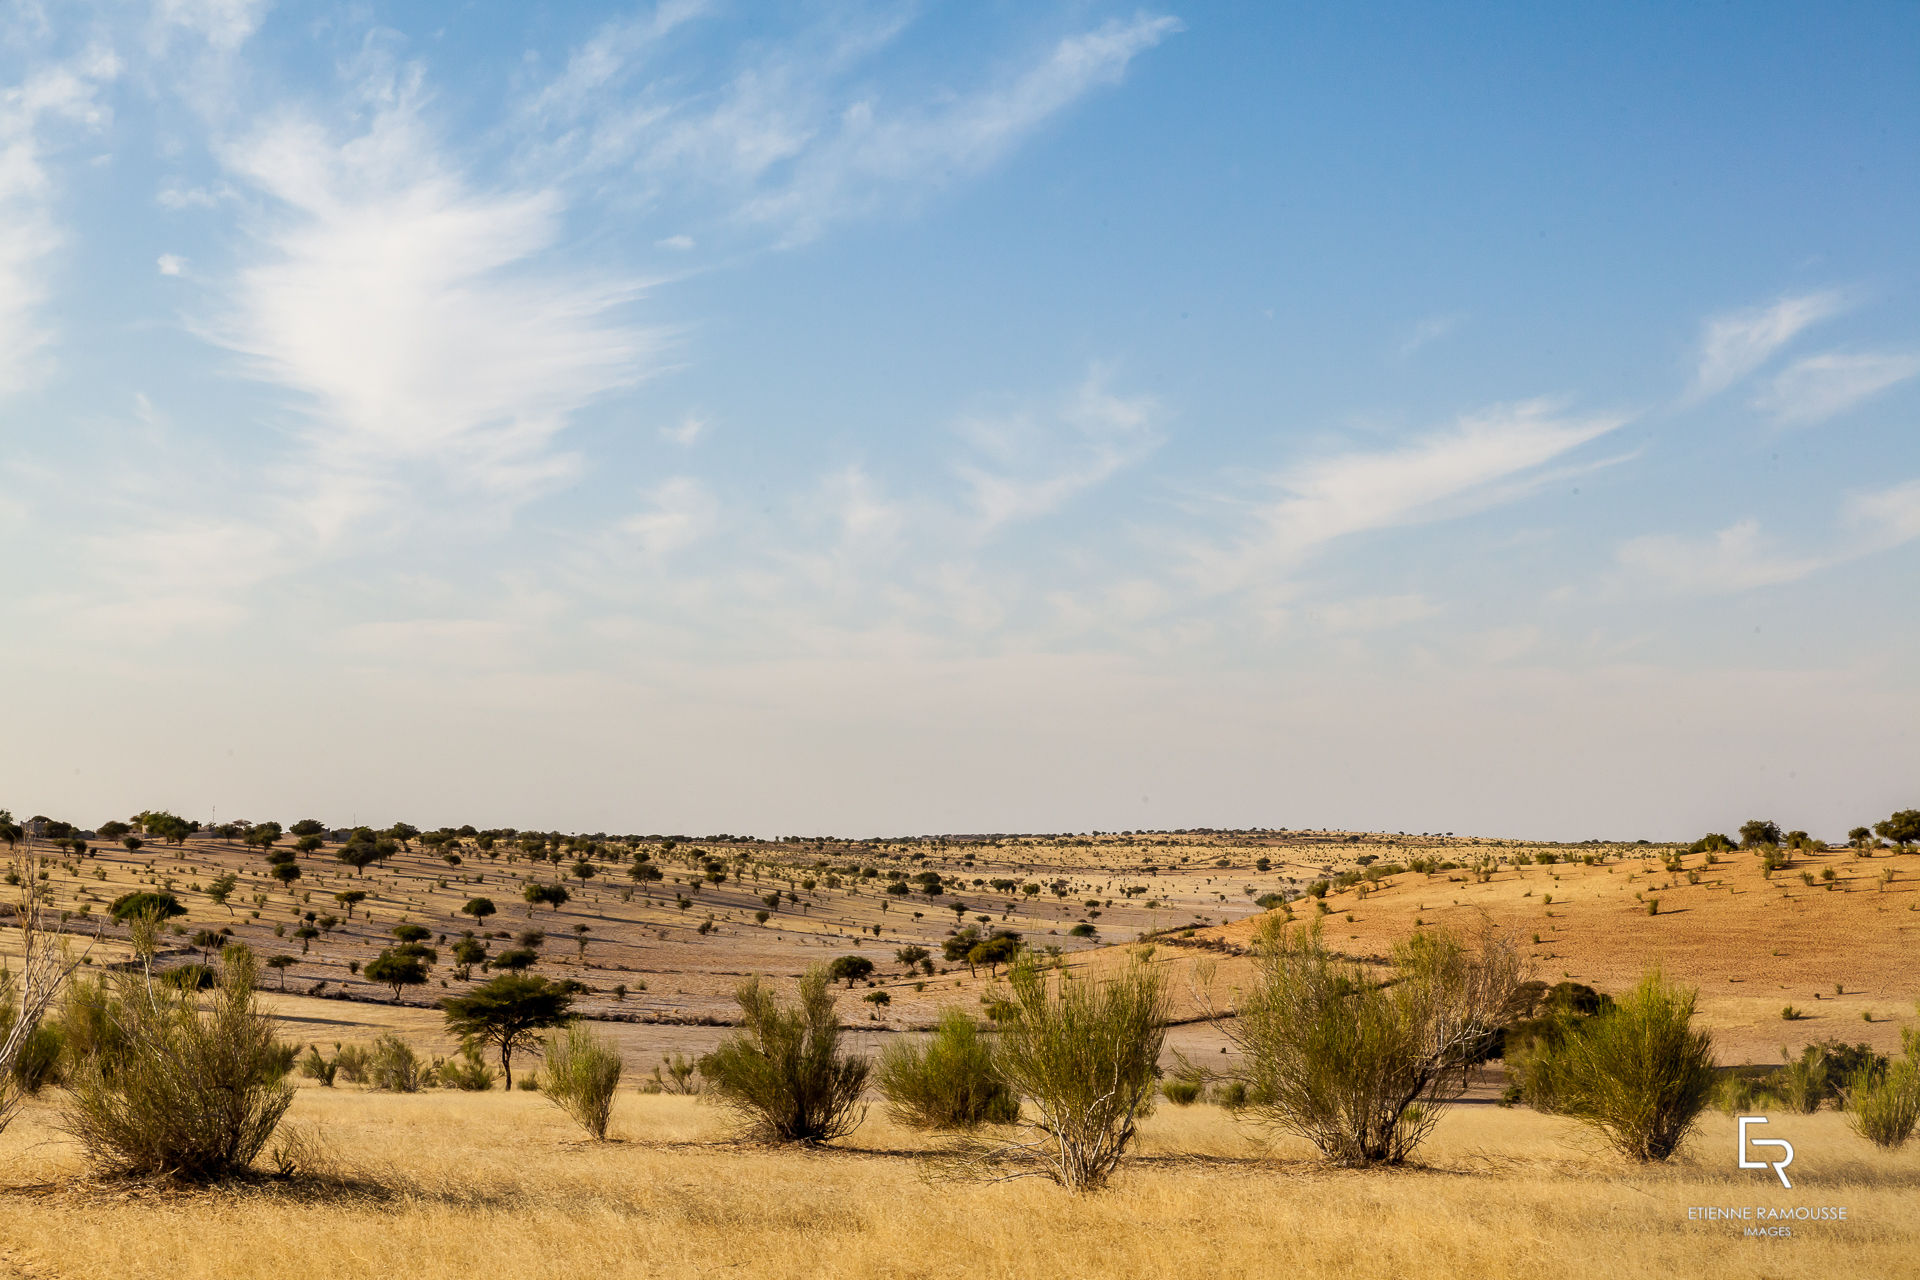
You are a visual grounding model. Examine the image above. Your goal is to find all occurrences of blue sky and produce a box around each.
[3,2,1916,839]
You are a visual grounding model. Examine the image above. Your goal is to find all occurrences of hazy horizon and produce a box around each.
[3,3,1916,841]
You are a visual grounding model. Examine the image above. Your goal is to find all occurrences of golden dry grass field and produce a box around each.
[2,1089,1917,1279]
[8,827,1920,1277]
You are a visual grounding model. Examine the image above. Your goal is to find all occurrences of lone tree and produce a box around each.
[828,955,875,988]
[206,873,240,915]
[440,973,574,1089]
[462,897,497,924]
[1739,818,1784,849]
[365,948,432,1002]
[264,954,296,990]
[334,889,367,918]
[108,892,185,925]
[1875,810,1920,853]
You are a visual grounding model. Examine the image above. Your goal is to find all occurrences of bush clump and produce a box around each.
[60,945,296,1179]
[700,966,868,1143]
[1846,1043,1920,1150]
[1525,970,1715,1161]
[366,1034,433,1092]
[988,950,1167,1191]
[876,1008,1018,1130]
[1230,920,1521,1166]
[540,1022,623,1139]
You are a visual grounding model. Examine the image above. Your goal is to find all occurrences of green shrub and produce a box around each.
[332,1043,371,1084]
[437,1046,498,1092]
[59,946,296,1179]
[989,951,1167,1191]
[297,1045,338,1087]
[1529,970,1715,1161]
[700,966,868,1143]
[540,1023,623,1140]
[1231,920,1521,1166]
[1846,1051,1919,1150]
[366,1034,432,1092]
[1161,1079,1201,1106]
[876,1009,1018,1130]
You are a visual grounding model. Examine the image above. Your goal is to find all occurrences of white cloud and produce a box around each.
[1845,477,1920,551]
[156,253,186,276]
[151,0,269,52]
[956,372,1161,534]
[655,233,695,251]
[1752,350,1920,424]
[1189,399,1627,593]
[660,412,705,445]
[528,8,1179,244]
[212,91,659,511]
[618,475,717,559]
[1690,291,1845,399]
[742,15,1181,240]
[1615,520,1825,594]
[1615,476,1920,595]
[0,52,120,394]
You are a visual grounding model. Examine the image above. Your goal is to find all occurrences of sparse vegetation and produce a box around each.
[1524,970,1715,1161]
[58,945,296,1179]
[539,1022,623,1139]
[982,950,1167,1191]
[876,1008,1018,1130]
[700,966,868,1144]
[1228,920,1521,1166]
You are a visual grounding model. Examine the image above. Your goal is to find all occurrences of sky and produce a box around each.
[2,1,1917,841]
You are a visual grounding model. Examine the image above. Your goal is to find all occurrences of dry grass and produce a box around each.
[1,1089,1917,1278]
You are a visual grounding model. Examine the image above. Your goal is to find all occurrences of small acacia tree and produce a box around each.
[1529,969,1716,1161]
[984,949,1168,1191]
[827,955,875,988]
[441,973,574,1089]
[1229,919,1522,1167]
[700,966,868,1143]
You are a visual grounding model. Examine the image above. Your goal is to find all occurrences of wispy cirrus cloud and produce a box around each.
[956,372,1161,535]
[1186,399,1628,594]
[1615,476,1920,595]
[213,83,661,528]
[525,7,1179,244]
[1689,290,1845,400]
[1752,350,1920,424]
[0,49,119,395]
[739,14,1182,241]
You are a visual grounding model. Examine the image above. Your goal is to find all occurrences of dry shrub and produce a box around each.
[366,1034,433,1092]
[700,966,868,1144]
[437,1046,498,1092]
[59,944,297,1179]
[1531,969,1716,1161]
[1846,1030,1920,1150]
[876,1008,1018,1130]
[984,950,1167,1191]
[540,1022,623,1139]
[1231,920,1521,1166]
